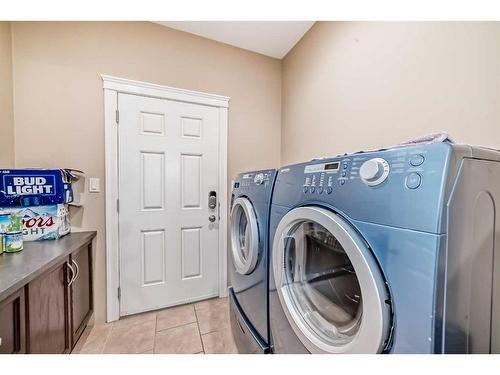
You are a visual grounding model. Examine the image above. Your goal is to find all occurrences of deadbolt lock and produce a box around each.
[208,191,217,209]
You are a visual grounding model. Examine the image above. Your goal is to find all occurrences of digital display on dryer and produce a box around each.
[304,162,340,173]
[324,162,340,171]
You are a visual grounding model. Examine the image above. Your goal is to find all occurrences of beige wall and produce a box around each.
[0,22,14,167]
[9,20,500,324]
[282,22,500,164]
[11,22,282,323]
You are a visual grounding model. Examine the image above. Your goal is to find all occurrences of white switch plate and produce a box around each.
[89,178,100,193]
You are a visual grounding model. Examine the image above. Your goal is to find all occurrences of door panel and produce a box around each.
[141,152,165,209]
[71,245,93,347]
[0,288,25,354]
[181,154,202,208]
[28,260,70,354]
[119,93,220,316]
[141,230,165,285]
[181,227,202,279]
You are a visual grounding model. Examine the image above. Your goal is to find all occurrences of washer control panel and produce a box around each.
[238,170,274,188]
[253,173,265,185]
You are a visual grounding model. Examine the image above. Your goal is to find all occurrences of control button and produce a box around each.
[360,158,390,186]
[303,186,309,193]
[406,172,421,189]
[410,154,425,167]
[254,173,264,185]
[318,186,323,194]
[342,171,347,177]
[310,186,316,193]
[343,162,349,169]
[326,187,333,194]
[339,179,346,186]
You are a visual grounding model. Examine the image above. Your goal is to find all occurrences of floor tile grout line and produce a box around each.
[193,298,228,313]
[112,314,157,330]
[153,313,158,354]
[100,323,114,354]
[156,319,198,334]
[193,304,206,354]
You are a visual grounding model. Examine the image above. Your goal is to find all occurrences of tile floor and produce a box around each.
[72,297,238,354]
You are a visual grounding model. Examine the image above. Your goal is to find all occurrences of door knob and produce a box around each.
[209,215,216,222]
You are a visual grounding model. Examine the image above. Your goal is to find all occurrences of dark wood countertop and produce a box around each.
[0,231,97,301]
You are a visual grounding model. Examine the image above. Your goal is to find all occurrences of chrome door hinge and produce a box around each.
[115,109,119,124]
[117,286,121,300]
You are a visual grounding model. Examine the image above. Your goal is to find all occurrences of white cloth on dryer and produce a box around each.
[394,132,454,147]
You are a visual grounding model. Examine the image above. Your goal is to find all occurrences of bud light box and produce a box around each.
[0,204,70,241]
[0,169,80,207]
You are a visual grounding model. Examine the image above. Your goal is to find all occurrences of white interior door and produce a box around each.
[118,93,220,316]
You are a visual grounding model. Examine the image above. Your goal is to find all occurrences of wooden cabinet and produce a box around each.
[0,232,96,354]
[70,244,93,347]
[0,289,25,354]
[27,260,71,354]
[26,245,94,353]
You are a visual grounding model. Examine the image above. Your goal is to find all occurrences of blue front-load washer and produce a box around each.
[229,169,277,354]
[269,142,500,354]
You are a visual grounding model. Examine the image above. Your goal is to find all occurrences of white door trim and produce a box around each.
[102,74,230,322]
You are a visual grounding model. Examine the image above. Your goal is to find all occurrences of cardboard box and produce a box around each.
[0,169,80,207]
[0,204,71,241]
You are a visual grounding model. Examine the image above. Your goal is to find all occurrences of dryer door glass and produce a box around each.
[284,220,362,343]
[273,206,391,354]
[230,197,260,275]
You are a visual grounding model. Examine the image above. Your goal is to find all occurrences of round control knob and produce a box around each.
[359,158,390,186]
[254,173,264,185]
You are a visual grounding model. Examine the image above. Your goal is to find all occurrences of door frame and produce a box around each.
[101,74,230,322]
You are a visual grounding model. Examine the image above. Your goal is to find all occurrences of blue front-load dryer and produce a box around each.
[229,169,277,354]
[269,142,500,354]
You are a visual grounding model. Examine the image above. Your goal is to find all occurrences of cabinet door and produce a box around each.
[70,244,93,347]
[0,289,25,354]
[27,259,71,354]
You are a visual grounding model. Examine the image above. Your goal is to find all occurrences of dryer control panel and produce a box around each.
[300,148,430,195]
[274,143,453,234]
[302,158,353,194]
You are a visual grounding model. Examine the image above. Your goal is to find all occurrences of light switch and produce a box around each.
[89,178,100,193]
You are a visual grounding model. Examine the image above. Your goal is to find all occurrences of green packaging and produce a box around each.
[7,212,22,232]
[0,213,10,231]
[4,231,23,253]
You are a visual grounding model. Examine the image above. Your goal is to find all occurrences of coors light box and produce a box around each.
[1,204,71,241]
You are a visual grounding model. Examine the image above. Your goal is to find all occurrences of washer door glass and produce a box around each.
[273,206,391,353]
[231,197,259,275]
